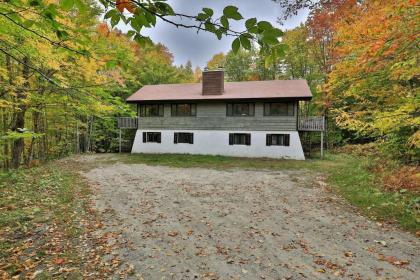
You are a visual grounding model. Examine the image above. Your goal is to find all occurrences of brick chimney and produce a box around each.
[202,69,224,95]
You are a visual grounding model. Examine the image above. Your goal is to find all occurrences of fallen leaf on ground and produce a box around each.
[344,251,353,257]
[54,258,65,265]
[374,240,387,246]
[378,254,410,266]
[168,231,179,237]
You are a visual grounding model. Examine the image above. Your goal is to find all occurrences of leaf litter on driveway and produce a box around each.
[82,160,420,279]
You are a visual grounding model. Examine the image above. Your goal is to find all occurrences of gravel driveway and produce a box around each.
[82,161,419,279]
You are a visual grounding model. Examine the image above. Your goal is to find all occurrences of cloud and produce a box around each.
[117,0,309,67]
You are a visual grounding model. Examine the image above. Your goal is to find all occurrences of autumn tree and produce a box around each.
[207,53,226,70]
[0,0,197,168]
[325,0,419,161]
[177,61,195,83]
[224,50,254,81]
[193,66,202,82]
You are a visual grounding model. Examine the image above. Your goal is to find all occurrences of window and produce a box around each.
[264,102,294,116]
[171,104,196,117]
[229,133,251,146]
[174,132,194,144]
[266,134,290,146]
[227,103,255,116]
[140,104,164,117]
[142,132,161,143]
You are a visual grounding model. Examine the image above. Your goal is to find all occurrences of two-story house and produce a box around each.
[126,70,312,160]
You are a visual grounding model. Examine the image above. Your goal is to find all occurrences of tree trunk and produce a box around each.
[1,109,9,169]
[25,109,41,165]
[42,105,48,160]
[11,57,30,168]
[1,54,14,169]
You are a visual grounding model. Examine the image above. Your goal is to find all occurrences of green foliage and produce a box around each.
[209,47,278,82]
[223,6,243,20]
[206,52,226,70]
[101,1,285,66]
[0,0,194,167]
[231,38,240,54]
[380,128,420,162]
[224,49,254,81]
[2,131,44,141]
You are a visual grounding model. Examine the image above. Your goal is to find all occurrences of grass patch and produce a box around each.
[0,164,88,277]
[117,152,419,232]
[0,159,109,278]
[117,152,333,170]
[0,158,136,279]
[326,156,419,232]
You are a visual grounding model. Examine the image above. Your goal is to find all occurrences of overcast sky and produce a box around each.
[117,0,309,68]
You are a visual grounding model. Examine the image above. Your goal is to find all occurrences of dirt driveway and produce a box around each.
[81,158,419,279]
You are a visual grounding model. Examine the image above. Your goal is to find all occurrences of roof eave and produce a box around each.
[126,96,312,103]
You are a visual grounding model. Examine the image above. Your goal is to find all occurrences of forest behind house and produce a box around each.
[1,2,419,277]
[0,0,418,170]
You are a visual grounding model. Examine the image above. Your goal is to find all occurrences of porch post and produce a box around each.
[119,128,122,153]
[76,121,79,154]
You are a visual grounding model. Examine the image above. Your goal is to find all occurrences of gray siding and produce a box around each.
[138,102,298,131]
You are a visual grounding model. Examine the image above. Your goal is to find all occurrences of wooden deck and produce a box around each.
[298,116,325,131]
[117,116,326,131]
[117,117,138,129]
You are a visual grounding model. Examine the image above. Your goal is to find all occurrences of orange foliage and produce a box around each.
[97,22,110,36]
[335,144,380,157]
[331,0,418,76]
[336,145,419,192]
[307,0,358,71]
[248,74,260,81]
[116,0,137,13]
[384,166,420,193]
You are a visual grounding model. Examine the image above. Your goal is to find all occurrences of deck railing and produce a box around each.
[117,117,138,129]
[298,116,325,131]
[117,116,325,131]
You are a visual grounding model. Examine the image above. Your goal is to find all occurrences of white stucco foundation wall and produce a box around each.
[132,130,305,160]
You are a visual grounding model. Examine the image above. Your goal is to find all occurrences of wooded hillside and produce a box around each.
[207,0,419,162]
[0,0,195,168]
[0,0,418,168]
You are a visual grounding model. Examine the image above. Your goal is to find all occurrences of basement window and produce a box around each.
[143,132,161,143]
[140,104,164,117]
[171,104,197,117]
[229,133,251,146]
[264,102,294,116]
[227,103,255,116]
[266,134,290,146]
[174,132,194,144]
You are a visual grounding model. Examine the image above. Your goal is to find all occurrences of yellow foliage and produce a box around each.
[326,0,419,146]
